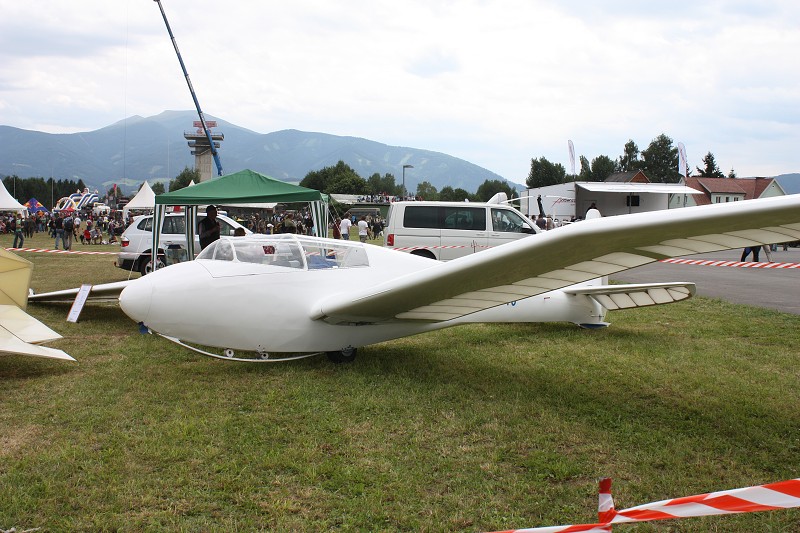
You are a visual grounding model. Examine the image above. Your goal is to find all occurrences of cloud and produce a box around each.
[1,0,800,180]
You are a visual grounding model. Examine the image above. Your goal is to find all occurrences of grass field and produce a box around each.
[2,231,799,531]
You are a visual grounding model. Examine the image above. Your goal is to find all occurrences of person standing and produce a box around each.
[12,215,24,248]
[63,213,74,250]
[281,213,297,234]
[339,215,352,240]
[53,213,64,249]
[198,205,221,250]
[741,246,760,262]
[357,216,369,243]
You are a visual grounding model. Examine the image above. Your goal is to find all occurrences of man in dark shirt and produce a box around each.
[53,214,64,250]
[198,205,221,250]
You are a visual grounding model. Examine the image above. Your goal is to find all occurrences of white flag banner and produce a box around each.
[677,142,688,178]
[568,140,576,175]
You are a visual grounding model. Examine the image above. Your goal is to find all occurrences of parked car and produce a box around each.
[116,212,250,275]
[384,196,538,261]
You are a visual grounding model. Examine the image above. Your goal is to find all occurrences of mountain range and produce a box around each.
[0,110,517,195]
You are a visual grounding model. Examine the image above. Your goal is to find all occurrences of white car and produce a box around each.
[116,212,250,275]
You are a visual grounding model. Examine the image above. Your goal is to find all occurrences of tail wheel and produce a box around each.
[326,347,357,364]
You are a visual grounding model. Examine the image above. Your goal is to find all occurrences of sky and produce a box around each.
[2,1,799,185]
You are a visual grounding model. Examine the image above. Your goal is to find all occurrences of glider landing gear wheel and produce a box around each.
[326,347,357,364]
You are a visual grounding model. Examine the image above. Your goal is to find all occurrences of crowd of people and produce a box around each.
[233,209,385,242]
[1,210,126,250]
[4,204,392,251]
[236,210,318,236]
[354,194,420,204]
[333,213,385,242]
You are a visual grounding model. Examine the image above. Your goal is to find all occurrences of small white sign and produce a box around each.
[67,284,93,323]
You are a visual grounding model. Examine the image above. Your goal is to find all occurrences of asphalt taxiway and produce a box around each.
[611,248,800,315]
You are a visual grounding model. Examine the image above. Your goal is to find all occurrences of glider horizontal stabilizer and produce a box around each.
[563,282,695,310]
[28,280,132,304]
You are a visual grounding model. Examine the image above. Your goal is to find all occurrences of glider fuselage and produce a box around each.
[119,235,605,354]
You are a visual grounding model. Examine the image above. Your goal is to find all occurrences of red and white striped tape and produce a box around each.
[5,247,118,256]
[489,477,800,532]
[391,244,495,252]
[660,258,800,269]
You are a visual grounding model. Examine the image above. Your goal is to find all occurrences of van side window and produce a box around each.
[404,206,439,228]
[443,207,485,231]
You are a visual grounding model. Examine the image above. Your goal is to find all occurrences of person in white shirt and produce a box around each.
[339,215,352,240]
[357,216,369,243]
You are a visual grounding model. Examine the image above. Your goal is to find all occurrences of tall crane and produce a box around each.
[153,0,223,176]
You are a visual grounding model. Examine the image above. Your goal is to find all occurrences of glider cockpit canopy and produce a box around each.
[197,235,370,270]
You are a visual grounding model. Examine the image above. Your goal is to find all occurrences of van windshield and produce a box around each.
[491,208,534,233]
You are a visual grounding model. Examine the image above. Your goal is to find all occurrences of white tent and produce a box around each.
[0,180,26,212]
[123,181,156,219]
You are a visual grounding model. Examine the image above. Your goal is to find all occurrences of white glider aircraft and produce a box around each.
[116,194,800,362]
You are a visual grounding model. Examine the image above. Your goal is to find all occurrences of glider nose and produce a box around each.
[119,275,154,324]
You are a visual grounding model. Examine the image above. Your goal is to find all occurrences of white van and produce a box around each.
[384,196,538,260]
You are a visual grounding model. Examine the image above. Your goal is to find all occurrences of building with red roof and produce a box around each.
[671,177,786,207]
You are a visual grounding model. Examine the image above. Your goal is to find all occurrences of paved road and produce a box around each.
[611,248,800,315]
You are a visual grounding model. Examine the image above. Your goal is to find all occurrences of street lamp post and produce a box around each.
[402,164,413,199]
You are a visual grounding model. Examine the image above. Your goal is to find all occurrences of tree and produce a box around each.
[591,155,616,182]
[696,152,725,178]
[151,182,166,195]
[617,140,641,172]
[169,166,200,191]
[301,161,367,194]
[641,134,680,183]
[475,179,515,202]
[578,156,592,181]
[366,173,400,196]
[439,186,474,202]
[415,181,438,200]
[438,186,456,201]
[3,176,50,205]
[526,157,566,188]
[728,168,737,179]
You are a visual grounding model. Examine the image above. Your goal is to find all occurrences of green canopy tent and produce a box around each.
[151,169,328,270]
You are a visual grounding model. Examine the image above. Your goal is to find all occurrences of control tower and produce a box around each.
[184,120,223,182]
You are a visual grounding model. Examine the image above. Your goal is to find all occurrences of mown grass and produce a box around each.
[1,231,799,531]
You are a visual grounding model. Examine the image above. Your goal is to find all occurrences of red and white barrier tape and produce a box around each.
[390,244,490,252]
[5,247,118,256]
[489,477,800,532]
[660,258,800,269]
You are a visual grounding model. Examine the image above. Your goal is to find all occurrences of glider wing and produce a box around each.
[314,194,800,324]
